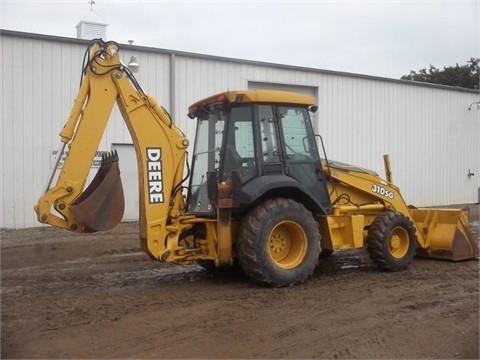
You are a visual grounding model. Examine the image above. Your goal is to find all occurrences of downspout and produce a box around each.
[170,53,176,122]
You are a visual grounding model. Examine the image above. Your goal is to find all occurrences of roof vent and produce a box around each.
[76,6,108,40]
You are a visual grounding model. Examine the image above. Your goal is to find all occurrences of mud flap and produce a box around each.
[71,151,125,232]
[411,208,479,261]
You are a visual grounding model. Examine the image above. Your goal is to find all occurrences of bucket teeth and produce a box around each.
[101,150,119,166]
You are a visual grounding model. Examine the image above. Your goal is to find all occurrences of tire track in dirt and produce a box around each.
[1,207,479,359]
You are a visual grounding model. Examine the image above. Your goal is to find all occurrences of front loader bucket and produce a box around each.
[410,208,479,261]
[71,151,125,232]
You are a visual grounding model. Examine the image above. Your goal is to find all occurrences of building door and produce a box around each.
[112,143,139,221]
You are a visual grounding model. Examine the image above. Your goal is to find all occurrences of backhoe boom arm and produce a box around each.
[34,40,189,260]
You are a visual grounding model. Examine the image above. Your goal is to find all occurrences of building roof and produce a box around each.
[0,29,477,95]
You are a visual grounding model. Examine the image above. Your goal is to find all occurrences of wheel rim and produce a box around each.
[267,221,307,269]
[388,226,409,259]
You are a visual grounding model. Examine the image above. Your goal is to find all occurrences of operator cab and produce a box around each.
[186,90,332,216]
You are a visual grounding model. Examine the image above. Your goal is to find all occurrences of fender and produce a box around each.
[239,174,332,215]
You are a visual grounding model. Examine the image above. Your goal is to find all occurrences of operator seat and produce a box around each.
[224,145,242,176]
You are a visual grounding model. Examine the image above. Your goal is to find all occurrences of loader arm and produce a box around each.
[324,160,422,237]
[34,40,189,259]
[322,159,478,261]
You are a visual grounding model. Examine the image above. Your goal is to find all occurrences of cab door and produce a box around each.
[276,105,332,214]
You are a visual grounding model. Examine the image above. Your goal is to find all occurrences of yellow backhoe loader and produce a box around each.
[34,39,478,287]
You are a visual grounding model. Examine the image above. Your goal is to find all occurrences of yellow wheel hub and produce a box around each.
[268,221,307,269]
[388,226,409,259]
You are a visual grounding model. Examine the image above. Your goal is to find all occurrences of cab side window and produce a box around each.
[278,106,316,160]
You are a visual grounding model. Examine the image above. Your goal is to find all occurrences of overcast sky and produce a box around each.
[1,0,478,79]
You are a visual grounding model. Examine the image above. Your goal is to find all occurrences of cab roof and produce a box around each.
[187,90,316,119]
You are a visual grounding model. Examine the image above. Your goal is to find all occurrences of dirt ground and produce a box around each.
[1,205,479,359]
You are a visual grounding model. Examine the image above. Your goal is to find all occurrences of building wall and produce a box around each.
[1,30,479,228]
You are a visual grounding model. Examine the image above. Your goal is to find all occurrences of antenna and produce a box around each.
[89,0,95,11]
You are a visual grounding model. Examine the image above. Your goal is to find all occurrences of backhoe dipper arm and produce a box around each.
[34,40,190,260]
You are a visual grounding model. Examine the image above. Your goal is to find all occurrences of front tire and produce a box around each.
[236,198,321,287]
[366,212,417,271]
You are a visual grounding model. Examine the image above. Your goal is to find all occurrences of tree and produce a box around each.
[401,58,479,89]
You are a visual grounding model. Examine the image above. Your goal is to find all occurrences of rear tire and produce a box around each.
[236,198,321,287]
[366,212,417,271]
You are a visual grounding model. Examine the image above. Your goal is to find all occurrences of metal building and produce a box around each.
[1,29,479,229]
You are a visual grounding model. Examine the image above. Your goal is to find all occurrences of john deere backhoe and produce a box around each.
[34,39,478,287]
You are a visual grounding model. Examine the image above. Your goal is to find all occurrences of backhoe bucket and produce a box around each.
[410,208,479,261]
[71,151,125,232]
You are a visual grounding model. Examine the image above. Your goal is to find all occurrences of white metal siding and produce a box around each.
[1,31,479,228]
[315,75,480,206]
[173,56,246,143]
